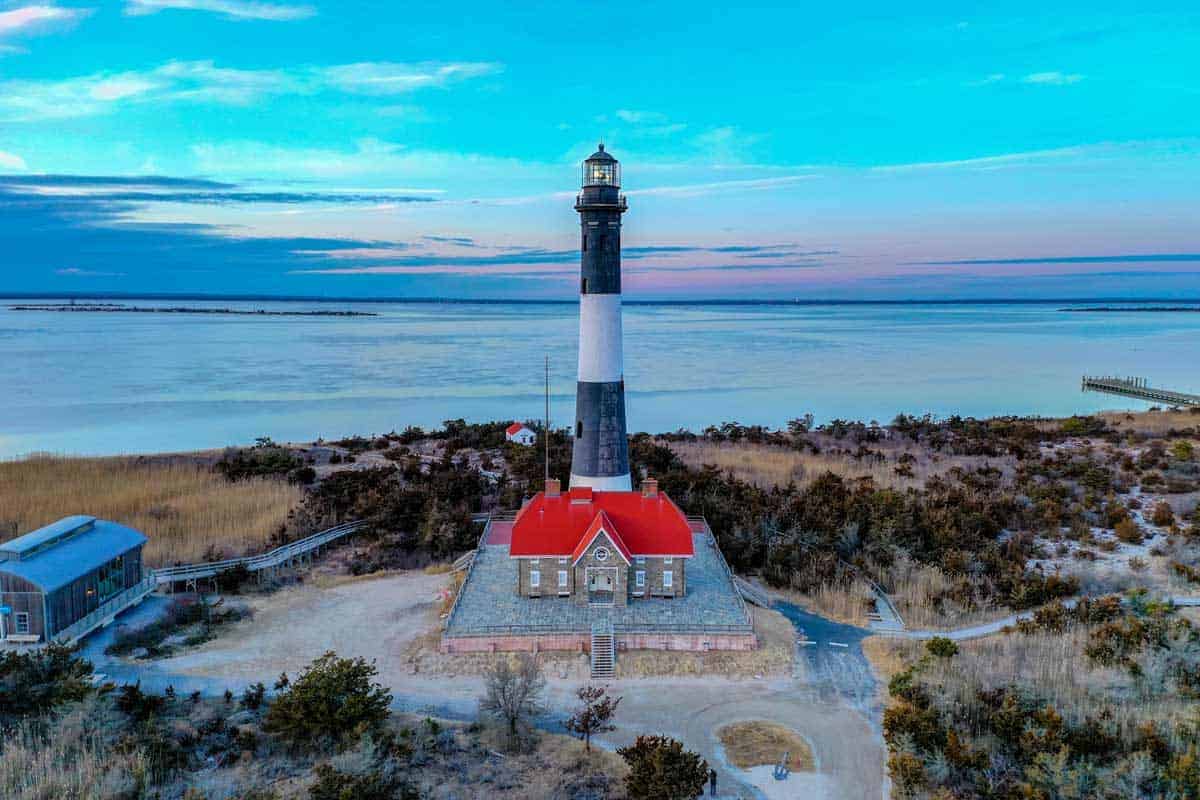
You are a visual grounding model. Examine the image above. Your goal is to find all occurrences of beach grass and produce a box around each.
[0,454,301,567]
[717,721,814,772]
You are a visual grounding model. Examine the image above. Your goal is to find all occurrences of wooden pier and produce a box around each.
[1082,376,1200,407]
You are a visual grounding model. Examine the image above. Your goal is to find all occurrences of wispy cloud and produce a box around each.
[0,149,27,170]
[870,144,1091,173]
[125,0,315,21]
[319,61,501,95]
[1021,71,1085,85]
[615,109,666,124]
[0,59,501,121]
[56,267,125,277]
[910,254,1200,266]
[0,4,88,35]
[629,174,818,198]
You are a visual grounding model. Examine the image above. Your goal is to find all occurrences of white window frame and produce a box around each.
[663,570,673,589]
[530,558,540,565]
[558,570,568,587]
[635,570,645,587]
[14,612,29,634]
[558,557,569,565]
[664,557,673,564]
[635,556,645,565]
[530,570,540,588]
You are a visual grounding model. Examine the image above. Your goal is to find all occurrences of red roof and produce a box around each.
[506,422,529,435]
[509,489,694,558]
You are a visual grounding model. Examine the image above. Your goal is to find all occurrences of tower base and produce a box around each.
[568,473,632,492]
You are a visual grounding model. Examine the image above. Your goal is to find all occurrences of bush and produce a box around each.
[1115,518,1143,544]
[116,681,166,721]
[0,644,94,721]
[308,764,407,800]
[617,735,709,800]
[216,439,303,482]
[264,652,392,749]
[926,637,959,658]
[1151,502,1175,527]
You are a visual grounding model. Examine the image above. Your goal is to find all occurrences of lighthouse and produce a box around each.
[570,144,632,491]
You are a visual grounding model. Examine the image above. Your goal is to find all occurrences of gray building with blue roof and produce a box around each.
[0,515,147,642]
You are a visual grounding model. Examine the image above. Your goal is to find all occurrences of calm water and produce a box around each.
[1,300,1197,458]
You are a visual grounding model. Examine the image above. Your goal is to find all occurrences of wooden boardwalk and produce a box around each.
[1082,376,1200,407]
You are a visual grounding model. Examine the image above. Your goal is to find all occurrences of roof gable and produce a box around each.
[506,422,530,435]
[509,488,694,559]
[571,512,632,565]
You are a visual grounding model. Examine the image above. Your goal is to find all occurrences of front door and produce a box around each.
[588,568,616,605]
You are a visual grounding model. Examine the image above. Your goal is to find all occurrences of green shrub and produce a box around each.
[0,644,94,721]
[617,735,709,800]
[925,637,959,658]
[215,440,302,482]
[265,652,392,749]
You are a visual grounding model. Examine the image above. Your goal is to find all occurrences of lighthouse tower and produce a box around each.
[570,144,632,491]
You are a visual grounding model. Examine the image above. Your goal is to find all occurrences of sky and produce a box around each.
[1,1,1198,300]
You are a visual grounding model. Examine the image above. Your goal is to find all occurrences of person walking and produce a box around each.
[708,767,718,796]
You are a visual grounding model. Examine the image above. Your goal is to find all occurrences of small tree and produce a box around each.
[479,654,545,752]
[925,637,959,659]
[0,644,94,722]
[265,651,392,749]
[564,685,622,752]
[618,735,709,800]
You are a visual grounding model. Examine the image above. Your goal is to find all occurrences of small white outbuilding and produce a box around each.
[505,422,537,446]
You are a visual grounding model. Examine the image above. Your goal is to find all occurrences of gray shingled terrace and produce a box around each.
[445,532,751,637]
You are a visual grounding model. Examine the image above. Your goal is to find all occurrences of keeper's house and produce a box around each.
[509,479,694,606]
[0,516,147,643]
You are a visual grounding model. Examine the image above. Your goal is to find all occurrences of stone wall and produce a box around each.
[440,630,758,654]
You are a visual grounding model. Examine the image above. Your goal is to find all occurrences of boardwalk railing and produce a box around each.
[442,513,495,631]
[1082,376,1200,407]
[153,520,365,585]
[53,575,157,645]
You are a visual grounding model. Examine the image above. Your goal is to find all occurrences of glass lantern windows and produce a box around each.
[582,160,619,187]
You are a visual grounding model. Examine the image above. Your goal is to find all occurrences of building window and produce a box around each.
[663,557,673,564]
[558,558,568,565]
[97,555,124,600]
[663,571,673,589]
[581,277,589,294]
[14,612,29,635]
[582,234,587,252]
[576,421,583,439]
[635,556,645,565]
[635,570,645,587]
[594,546,609,562]
[530,558,539,565]
[558,570,568,587]
[530,570,540,588]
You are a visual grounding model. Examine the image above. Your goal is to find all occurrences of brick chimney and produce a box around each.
[545,478,561,497]
[642,478,659,498]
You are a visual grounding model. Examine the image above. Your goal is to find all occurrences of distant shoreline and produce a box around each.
[1060,306,1200,313]
[2,292,1200,308]
[7,303,377,317]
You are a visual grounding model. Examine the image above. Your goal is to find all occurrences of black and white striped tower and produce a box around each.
[570,144,631,491]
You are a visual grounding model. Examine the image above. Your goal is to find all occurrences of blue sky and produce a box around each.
[1,1,1198,299]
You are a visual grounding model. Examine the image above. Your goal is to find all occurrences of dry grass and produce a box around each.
[782,580,876,627]
[1098,408,1200,436]
[0,698,147,800]
[0,454,301,566]
[615,605,794,678]
[718,721,815,772]
[667,439,1011,491]
[870,556,1009,631]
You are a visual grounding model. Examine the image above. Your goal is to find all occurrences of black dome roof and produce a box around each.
[585,143,617,162]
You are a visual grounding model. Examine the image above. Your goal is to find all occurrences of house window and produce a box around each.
[558,558,568,565]
[663,557,673,564]
[558,570,568,587]
[97,555,124,600]
[635,570,645,587]
[530,570,540,588]
[635,556,645,565]
[594,547,609,562]
[663,571,673,589]
[530,558,540,565]
[14,612,29,635]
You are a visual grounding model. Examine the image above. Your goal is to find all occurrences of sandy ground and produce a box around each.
[89,570,885,800]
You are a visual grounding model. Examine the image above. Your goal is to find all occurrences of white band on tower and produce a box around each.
[577,294,624,383]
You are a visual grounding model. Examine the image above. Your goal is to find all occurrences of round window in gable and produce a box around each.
[594,546,610,562]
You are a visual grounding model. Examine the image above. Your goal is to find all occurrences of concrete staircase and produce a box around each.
[590,620,615,679]
[732,575,773,608]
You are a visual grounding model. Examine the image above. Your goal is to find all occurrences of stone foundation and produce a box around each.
[440,631,757,654]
